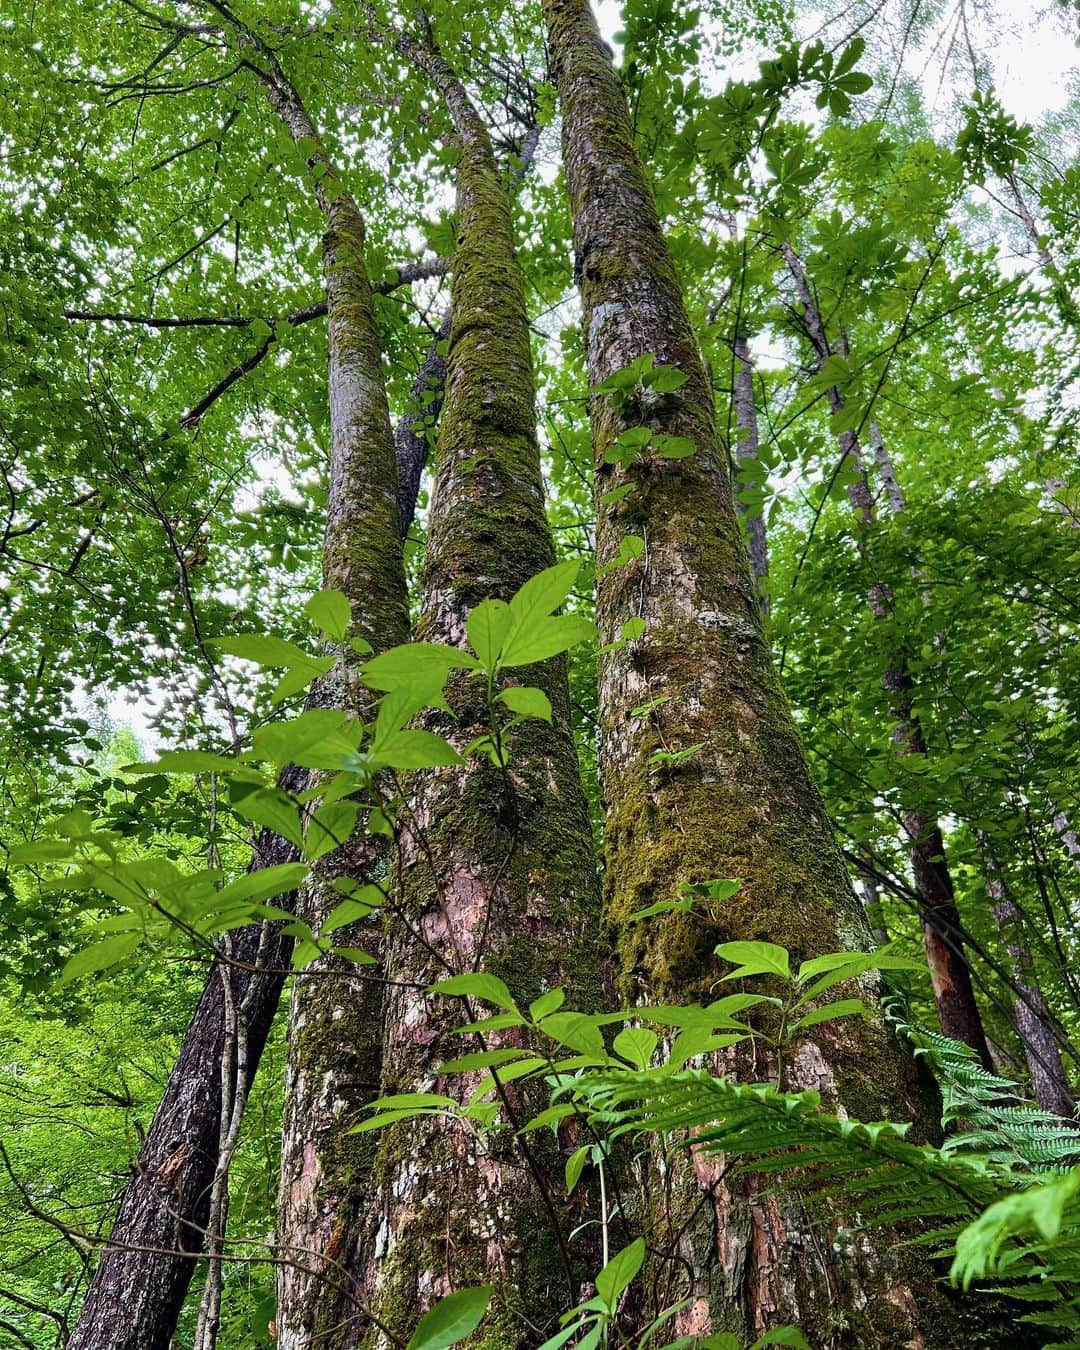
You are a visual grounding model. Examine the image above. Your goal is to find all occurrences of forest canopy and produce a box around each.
[2,0,1080,1347]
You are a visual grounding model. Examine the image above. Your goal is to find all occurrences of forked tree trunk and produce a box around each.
[541,1,984,1341]
[781,243,992,1070]
[363,40,601,1345]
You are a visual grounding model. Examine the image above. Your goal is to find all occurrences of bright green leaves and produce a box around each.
[431,972,518,1012]
[303,588,351,641]
[951,1165,1080,1289]
[405,1286,494,1350]
[595,1237,645,1310]
[592,353,688,408]
[715,940,791,980]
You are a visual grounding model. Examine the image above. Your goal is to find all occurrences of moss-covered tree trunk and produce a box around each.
[541,1,989,1342]
[362,40,600,1346]
[781,242,992,1070]
[254,71,412,1350]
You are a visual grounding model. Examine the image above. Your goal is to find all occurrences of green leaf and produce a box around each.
[61,933,142,984]
[467,599,512,673]
[565,1145,590,1195]
[497,686,553,722]
[540,1011,607,1058]
[646,364,688,393]
[715,940,791,980]
[211,634,316,668]
[304,589,351,640]
[529,988,565,1021]
[498,614,596,668]
[372,729,462,770]
[790,999,866,1031]
[431,974,518,1012]
[654,434,697,458]
[406,1287,493,1350]
[254,711,362,769]
[233,789,304,848]
[124,749,239,775]
[595,1237,646,1310]
[613,1026,658,1069]
[214,863,308,907]
[305,801,359,860]
[363,642,481,693]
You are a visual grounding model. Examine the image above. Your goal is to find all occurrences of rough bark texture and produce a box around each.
[542,2,993,1342]
[66,781,304,1350]
[731,332,769,610]
[781,243,992,1071]
[363,43,601,1347]
[980,839,1074,1118]
[263,72,412,1350]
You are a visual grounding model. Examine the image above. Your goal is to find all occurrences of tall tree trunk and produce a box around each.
[979,836,1074,1117]
[781,242,992,1070]
[69,43,416,1350]
[541,2,984,1342]
[731,331,769,610]
[253,66,412,1350]
[363,38,601,1344]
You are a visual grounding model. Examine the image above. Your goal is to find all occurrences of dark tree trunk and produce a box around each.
[66,797,302,1350]
[781,242,992,1071]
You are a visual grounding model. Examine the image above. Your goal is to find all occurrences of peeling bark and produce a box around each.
[363,39,601,1345]
[542,1,984,1341]
[781,243,992,1071]
[731,332,769,611]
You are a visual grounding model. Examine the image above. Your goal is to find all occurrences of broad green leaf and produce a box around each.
[541,1012,606,1058]
[499,614,596,668]
[372,729,462,770]
[790,999,866,1031]
[233,789,304,848]
[467,599,512,673]
[304,589,351,640]
[124,749,239,775]
[305,801,359,860]
[715,940,791,980]
[595,1237,646,1310]
[363,642,481,692]
[254,711,363,769]
[497,686,552,722]
[406,1286,493,1350]
[613,1026,658,1069]
[214,863,308,907]
[61,933,142,984]
[529,988,566,1021]
[431,973,518,1012]
[565,1145,590,1195]
[211,634,316,668]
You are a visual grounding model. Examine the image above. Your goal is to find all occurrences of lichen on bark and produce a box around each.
[541,0,997,1341]
[361,41,602,1345]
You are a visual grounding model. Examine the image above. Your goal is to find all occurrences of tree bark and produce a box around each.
[731,332,769,610]
[68,44,419,1350]
[979,836,1074,1117]
[781,242,993,1071]
[252,64,412,1350]
[66,791,302,1350]
[542,1,985,1342]
[362,37,601,1344]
